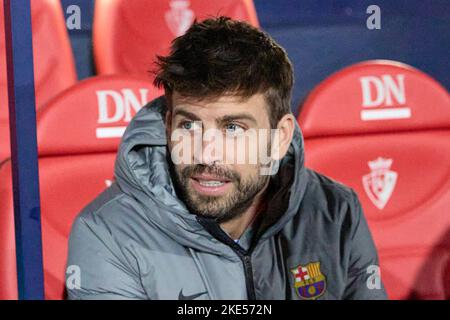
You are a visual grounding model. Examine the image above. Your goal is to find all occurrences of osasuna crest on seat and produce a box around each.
[165,0,195,37]
[291,262,327,300]
[362,157,398,210]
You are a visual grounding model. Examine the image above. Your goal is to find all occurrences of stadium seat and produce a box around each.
[93,0,259,76]
[0,0,77,160]
[298,60,450,299]
[0,75,161,299]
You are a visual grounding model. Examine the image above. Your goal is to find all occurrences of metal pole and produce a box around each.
[3,0,45,299]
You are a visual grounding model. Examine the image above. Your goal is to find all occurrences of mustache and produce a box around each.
[181,164,241,183]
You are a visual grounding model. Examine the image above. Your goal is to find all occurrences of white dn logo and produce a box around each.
[96,89,149,138]
[359,74,411,121]
[165,0,194,37]
[362,157,398,210]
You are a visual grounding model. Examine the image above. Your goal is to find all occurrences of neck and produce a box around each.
[219,180,270,240]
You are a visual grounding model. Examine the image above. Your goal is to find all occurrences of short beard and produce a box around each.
[170,162,269,223]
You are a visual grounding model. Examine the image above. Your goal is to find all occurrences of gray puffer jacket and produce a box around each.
[66,96,387,300]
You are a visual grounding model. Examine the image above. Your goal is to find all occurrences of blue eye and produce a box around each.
[182,121,193,130]
[181,121,201,131]
[225,123,245,134]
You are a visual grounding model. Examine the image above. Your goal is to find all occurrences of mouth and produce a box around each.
[190,174,233,196]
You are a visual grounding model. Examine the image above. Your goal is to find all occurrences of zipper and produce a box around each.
[196,217,257,300]
[240,253,256,300]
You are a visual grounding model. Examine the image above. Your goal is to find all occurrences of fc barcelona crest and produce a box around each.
[291,262,326,300]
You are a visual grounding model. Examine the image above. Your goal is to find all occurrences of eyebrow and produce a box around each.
[218,113,257,125]
[173,108,257,125]
[173,109,202,121]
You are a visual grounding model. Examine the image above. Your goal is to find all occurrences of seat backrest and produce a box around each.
[298,60,450,299]
[0,75,162,299]
[0,0,77,160]
[93,0,259,76]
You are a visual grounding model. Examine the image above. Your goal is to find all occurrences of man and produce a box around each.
[66,17,387,300]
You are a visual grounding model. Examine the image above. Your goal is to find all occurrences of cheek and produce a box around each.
[231,163,259,182]
[175,163,186,172]
[169,131,196,165]
[223,135,262,165]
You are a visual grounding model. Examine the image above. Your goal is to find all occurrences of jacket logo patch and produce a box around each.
[178,289,207,300]
[291,262,326,300]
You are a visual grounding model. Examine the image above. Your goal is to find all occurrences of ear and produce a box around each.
[271,114,295,161]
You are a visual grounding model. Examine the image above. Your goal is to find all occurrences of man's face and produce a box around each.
[166,92,274,222]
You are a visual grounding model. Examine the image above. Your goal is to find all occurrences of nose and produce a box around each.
[193,128,224,165]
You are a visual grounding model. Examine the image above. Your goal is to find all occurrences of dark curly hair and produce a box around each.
[153,16,294,128]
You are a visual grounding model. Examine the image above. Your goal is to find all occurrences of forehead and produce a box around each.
[171,92,269,123]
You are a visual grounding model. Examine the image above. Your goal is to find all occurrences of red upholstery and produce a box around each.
[93,0,259,76]
[36,75,163,156]
[298,60,450,299]
[0,75,162,299]
[0,161,16,299]
[0,0,77,160]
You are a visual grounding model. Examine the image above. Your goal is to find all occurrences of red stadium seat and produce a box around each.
[0,75,162,299]
[298,60,450,299]
[93,0,259,76]
[0,0,77,160]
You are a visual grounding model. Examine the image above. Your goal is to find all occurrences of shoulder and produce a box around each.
[70,182,149,244]
[300,168,362,228]
[305,168,356,201]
